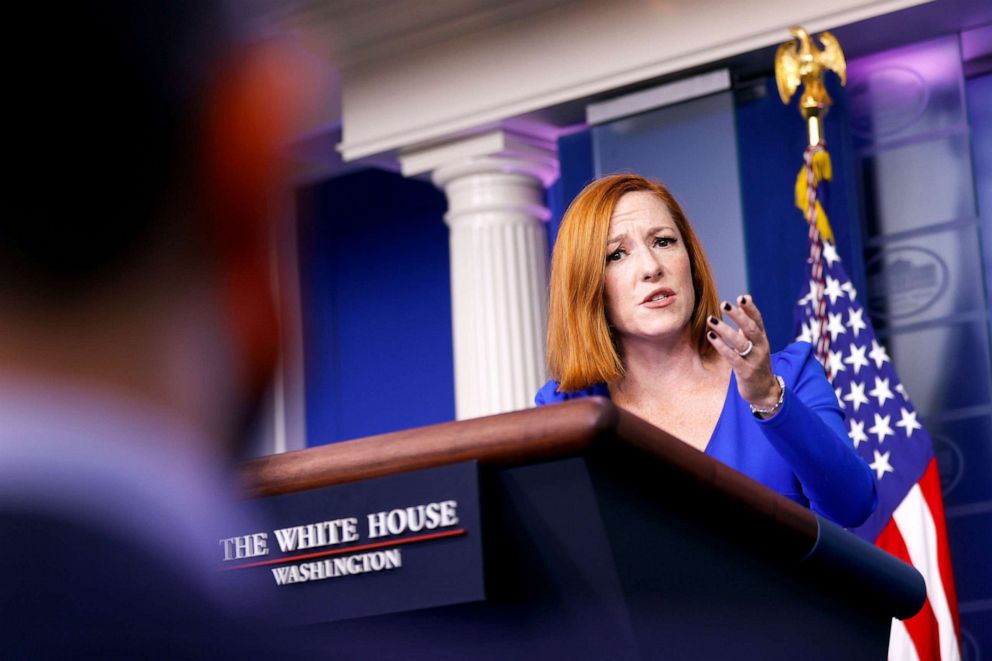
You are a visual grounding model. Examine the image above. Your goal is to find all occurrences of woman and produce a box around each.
[536,174,876,528]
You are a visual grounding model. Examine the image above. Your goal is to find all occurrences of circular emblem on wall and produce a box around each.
[931,434,964,497]
[865,246,948,320]
[849,66,930,139]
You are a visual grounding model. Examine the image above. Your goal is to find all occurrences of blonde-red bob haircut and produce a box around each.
[547,173,720,392]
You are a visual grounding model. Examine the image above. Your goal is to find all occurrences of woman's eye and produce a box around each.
[606,248,625,262]
[654,237,676,248]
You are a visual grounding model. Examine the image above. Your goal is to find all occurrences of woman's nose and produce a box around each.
[639,251,663,280]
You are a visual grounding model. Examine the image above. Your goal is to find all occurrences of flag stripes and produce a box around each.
[891,475,961,661]
[917,461,961,639]
[878,516,942,660]
[889,618,923,661]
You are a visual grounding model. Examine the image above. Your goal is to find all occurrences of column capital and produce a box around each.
[399,127,559,188]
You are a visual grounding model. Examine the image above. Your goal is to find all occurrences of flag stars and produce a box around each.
[822,241,840,267]
[846,307,867,338]
[844,381,870,413]
[835,387,845,409]
[844,343,870,375]
[868,413,895,444]
[826,350,846,377]
[797,322,813,344]
[848,419,868,449]
[823,275,844,305]
[869,449,895,480]
[869,376,895,408]
[841,281,857,301]
[895,407,923,438]
[896,383,908,399]
[799,280,818,306]
[826,312,847,342]
[869,340,891,369]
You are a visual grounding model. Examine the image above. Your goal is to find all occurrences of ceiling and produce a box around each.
[249,0,991,181]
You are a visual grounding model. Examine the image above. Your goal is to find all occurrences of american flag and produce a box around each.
[793,145,961,661]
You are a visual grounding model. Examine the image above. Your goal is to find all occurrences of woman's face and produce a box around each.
[603,191,695,347]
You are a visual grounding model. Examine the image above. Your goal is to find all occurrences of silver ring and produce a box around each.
[737,340,754,357]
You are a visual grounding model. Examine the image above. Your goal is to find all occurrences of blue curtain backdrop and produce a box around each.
[296,169,454,445]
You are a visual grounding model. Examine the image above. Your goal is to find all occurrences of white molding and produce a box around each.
[401,128,559,186]
[287,123,401,187]
[338,0,931,161]
[586,69,731,126]
[400,130,507,178]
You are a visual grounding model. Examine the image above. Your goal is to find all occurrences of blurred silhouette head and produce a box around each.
[7,2,228,292]
[3,1,296,452]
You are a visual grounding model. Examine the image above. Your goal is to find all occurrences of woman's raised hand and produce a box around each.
[706,295,782,416]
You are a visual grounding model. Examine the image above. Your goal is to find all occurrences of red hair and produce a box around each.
[547,174,720,391]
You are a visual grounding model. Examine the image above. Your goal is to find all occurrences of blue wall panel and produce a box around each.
[297,169,454,445]
[847,35,992,658]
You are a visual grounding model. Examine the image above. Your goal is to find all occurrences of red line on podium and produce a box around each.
[221,528,467,571]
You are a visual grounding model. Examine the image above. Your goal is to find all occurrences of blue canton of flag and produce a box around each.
[793,239,931,542]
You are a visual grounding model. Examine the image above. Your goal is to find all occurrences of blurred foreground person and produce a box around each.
[1,2,302,657]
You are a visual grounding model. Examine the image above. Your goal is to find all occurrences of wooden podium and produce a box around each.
[242,398,924,660]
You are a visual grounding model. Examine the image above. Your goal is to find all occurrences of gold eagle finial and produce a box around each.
[775,26,847,145]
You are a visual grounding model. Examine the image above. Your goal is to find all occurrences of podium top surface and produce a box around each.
[243,398,812,535]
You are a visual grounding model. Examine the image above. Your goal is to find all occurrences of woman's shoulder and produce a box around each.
[534,380,610,406]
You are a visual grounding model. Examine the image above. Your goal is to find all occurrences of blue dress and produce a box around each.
[535,342,877,528]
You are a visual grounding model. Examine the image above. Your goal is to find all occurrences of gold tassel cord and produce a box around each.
[794,148,835,243]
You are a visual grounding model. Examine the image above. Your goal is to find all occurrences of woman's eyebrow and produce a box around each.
[609,225,673,243]
[645,225,675,235]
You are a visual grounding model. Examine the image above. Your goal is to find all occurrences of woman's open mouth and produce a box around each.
[642,290,676,308]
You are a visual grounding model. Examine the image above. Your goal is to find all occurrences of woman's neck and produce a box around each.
[610,331,720,406]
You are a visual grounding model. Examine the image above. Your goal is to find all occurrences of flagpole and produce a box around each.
[775,26,847,370]
[807,116,822,148]
[779,27,962,661]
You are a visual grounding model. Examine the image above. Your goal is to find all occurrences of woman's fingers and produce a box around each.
[707,327,745,365]
[737,295,766,332]
[707,313,749,354]
[710,296,780,408]
[721,298,761,341]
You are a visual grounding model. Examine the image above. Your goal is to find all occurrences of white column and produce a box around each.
[400,129,559,419]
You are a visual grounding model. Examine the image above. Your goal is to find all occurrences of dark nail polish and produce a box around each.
[708,331,716,340]
[708,316,718,326]
[740,295,749,306]
[723,302,732,312]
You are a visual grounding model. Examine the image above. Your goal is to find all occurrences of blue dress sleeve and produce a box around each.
[755,342,878,527]
[535,380,610,406]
